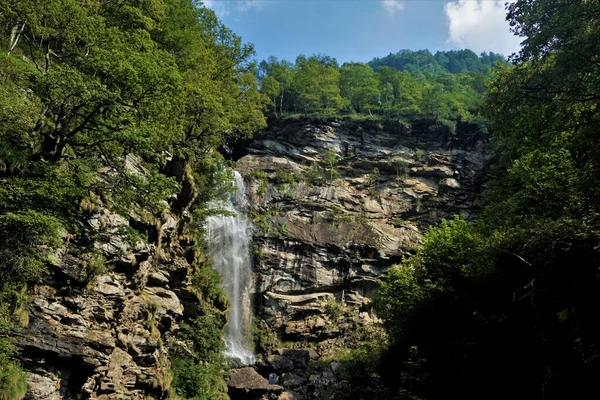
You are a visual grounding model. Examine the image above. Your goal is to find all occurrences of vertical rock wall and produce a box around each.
[16,191,219,399]
[237,117,491,344]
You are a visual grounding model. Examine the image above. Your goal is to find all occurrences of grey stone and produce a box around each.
[268,354,294,372]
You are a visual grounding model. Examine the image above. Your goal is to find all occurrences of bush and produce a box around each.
[368,167,380,186]
[171,357,228,400]
[324,299,343,320]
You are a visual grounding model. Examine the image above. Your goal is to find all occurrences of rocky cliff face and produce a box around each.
[237,117,490,347]
[15,117,490,400]
[14,173,220,399]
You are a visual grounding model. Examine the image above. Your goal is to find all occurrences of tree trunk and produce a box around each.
[7,23,25,55]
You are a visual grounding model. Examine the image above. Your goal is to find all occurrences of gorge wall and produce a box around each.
[13,117,490,400]
[237,117,491,348]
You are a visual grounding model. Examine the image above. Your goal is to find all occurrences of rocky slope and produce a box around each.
[13,157,224,399]
[237,117,490,346]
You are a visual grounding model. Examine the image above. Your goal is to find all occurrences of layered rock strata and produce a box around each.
[237,117,490,342]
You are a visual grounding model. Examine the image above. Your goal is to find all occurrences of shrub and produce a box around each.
[368,167,380,187]
[324,299,343,320]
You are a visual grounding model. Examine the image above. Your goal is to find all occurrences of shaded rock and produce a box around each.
[281,373,306,389]
[267,355,294,372]
[330,361,341,372]
[228,367,284,400]
[56,255,88,283]
[142,287,183,315]
[301,348,320,360]
[132,260,151,290]
[268,373,279,385]
[94,275,125,296]
[147,270,170,287]
[277,349,310,369]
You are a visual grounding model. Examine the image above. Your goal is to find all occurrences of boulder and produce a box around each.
[227,367,284,400]
[277,349,310,370]
[267,354,294,373]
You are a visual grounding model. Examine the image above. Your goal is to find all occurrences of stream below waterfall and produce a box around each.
[206,170,256,366]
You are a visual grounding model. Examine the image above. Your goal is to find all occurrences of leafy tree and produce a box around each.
[258,56,295,114]
[371,49,507,75]
[340,63,380,113]
[377,67,423,116]
[260,76,280,114]
[291,54,345,113]
[483,0,600,224]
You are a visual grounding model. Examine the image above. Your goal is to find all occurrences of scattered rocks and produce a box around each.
[281,372,306,389]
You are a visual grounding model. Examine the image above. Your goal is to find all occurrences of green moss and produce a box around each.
[393,160,410,179]
[257,180,268,196]
[251,170,269,196]
[277,222,288,236]
[305,162,325,186]
[253,319,279,353]
[368,167,380,187]
[275,170,299,185]
[82,253,107,282]
[251,170,268,180]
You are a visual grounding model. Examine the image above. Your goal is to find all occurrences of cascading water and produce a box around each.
[206,171,255,366]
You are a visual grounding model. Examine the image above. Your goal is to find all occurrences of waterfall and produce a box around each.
[206,171,255,366]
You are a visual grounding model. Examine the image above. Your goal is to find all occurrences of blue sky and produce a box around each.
[203,0,522,64]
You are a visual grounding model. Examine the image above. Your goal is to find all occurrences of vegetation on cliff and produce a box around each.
[0,0,266,397]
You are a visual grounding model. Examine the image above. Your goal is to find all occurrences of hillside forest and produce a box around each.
[1,0,600,399]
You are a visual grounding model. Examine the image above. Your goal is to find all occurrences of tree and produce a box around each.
[291,54,345,113]
[484,0,600,222]
[258,56,295,114]
[376,67,423,117]
[373,2,600,399]
[339,63,380,114]
[260,76,280,114]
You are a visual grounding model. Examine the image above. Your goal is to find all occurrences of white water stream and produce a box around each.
[206,171,255,366]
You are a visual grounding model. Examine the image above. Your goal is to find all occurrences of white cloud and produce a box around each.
[202,0,265,17]
[444,0,521,56]
[202,0,230,17]
[381,0,405,16]
[237,0,265,12]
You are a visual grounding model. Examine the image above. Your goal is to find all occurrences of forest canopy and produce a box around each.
[257,49,505,123]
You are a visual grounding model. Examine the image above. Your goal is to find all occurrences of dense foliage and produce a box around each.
[0,0,266,397]
[258,50,502,122]
[369,49,507,74]
[363,1,600,399]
